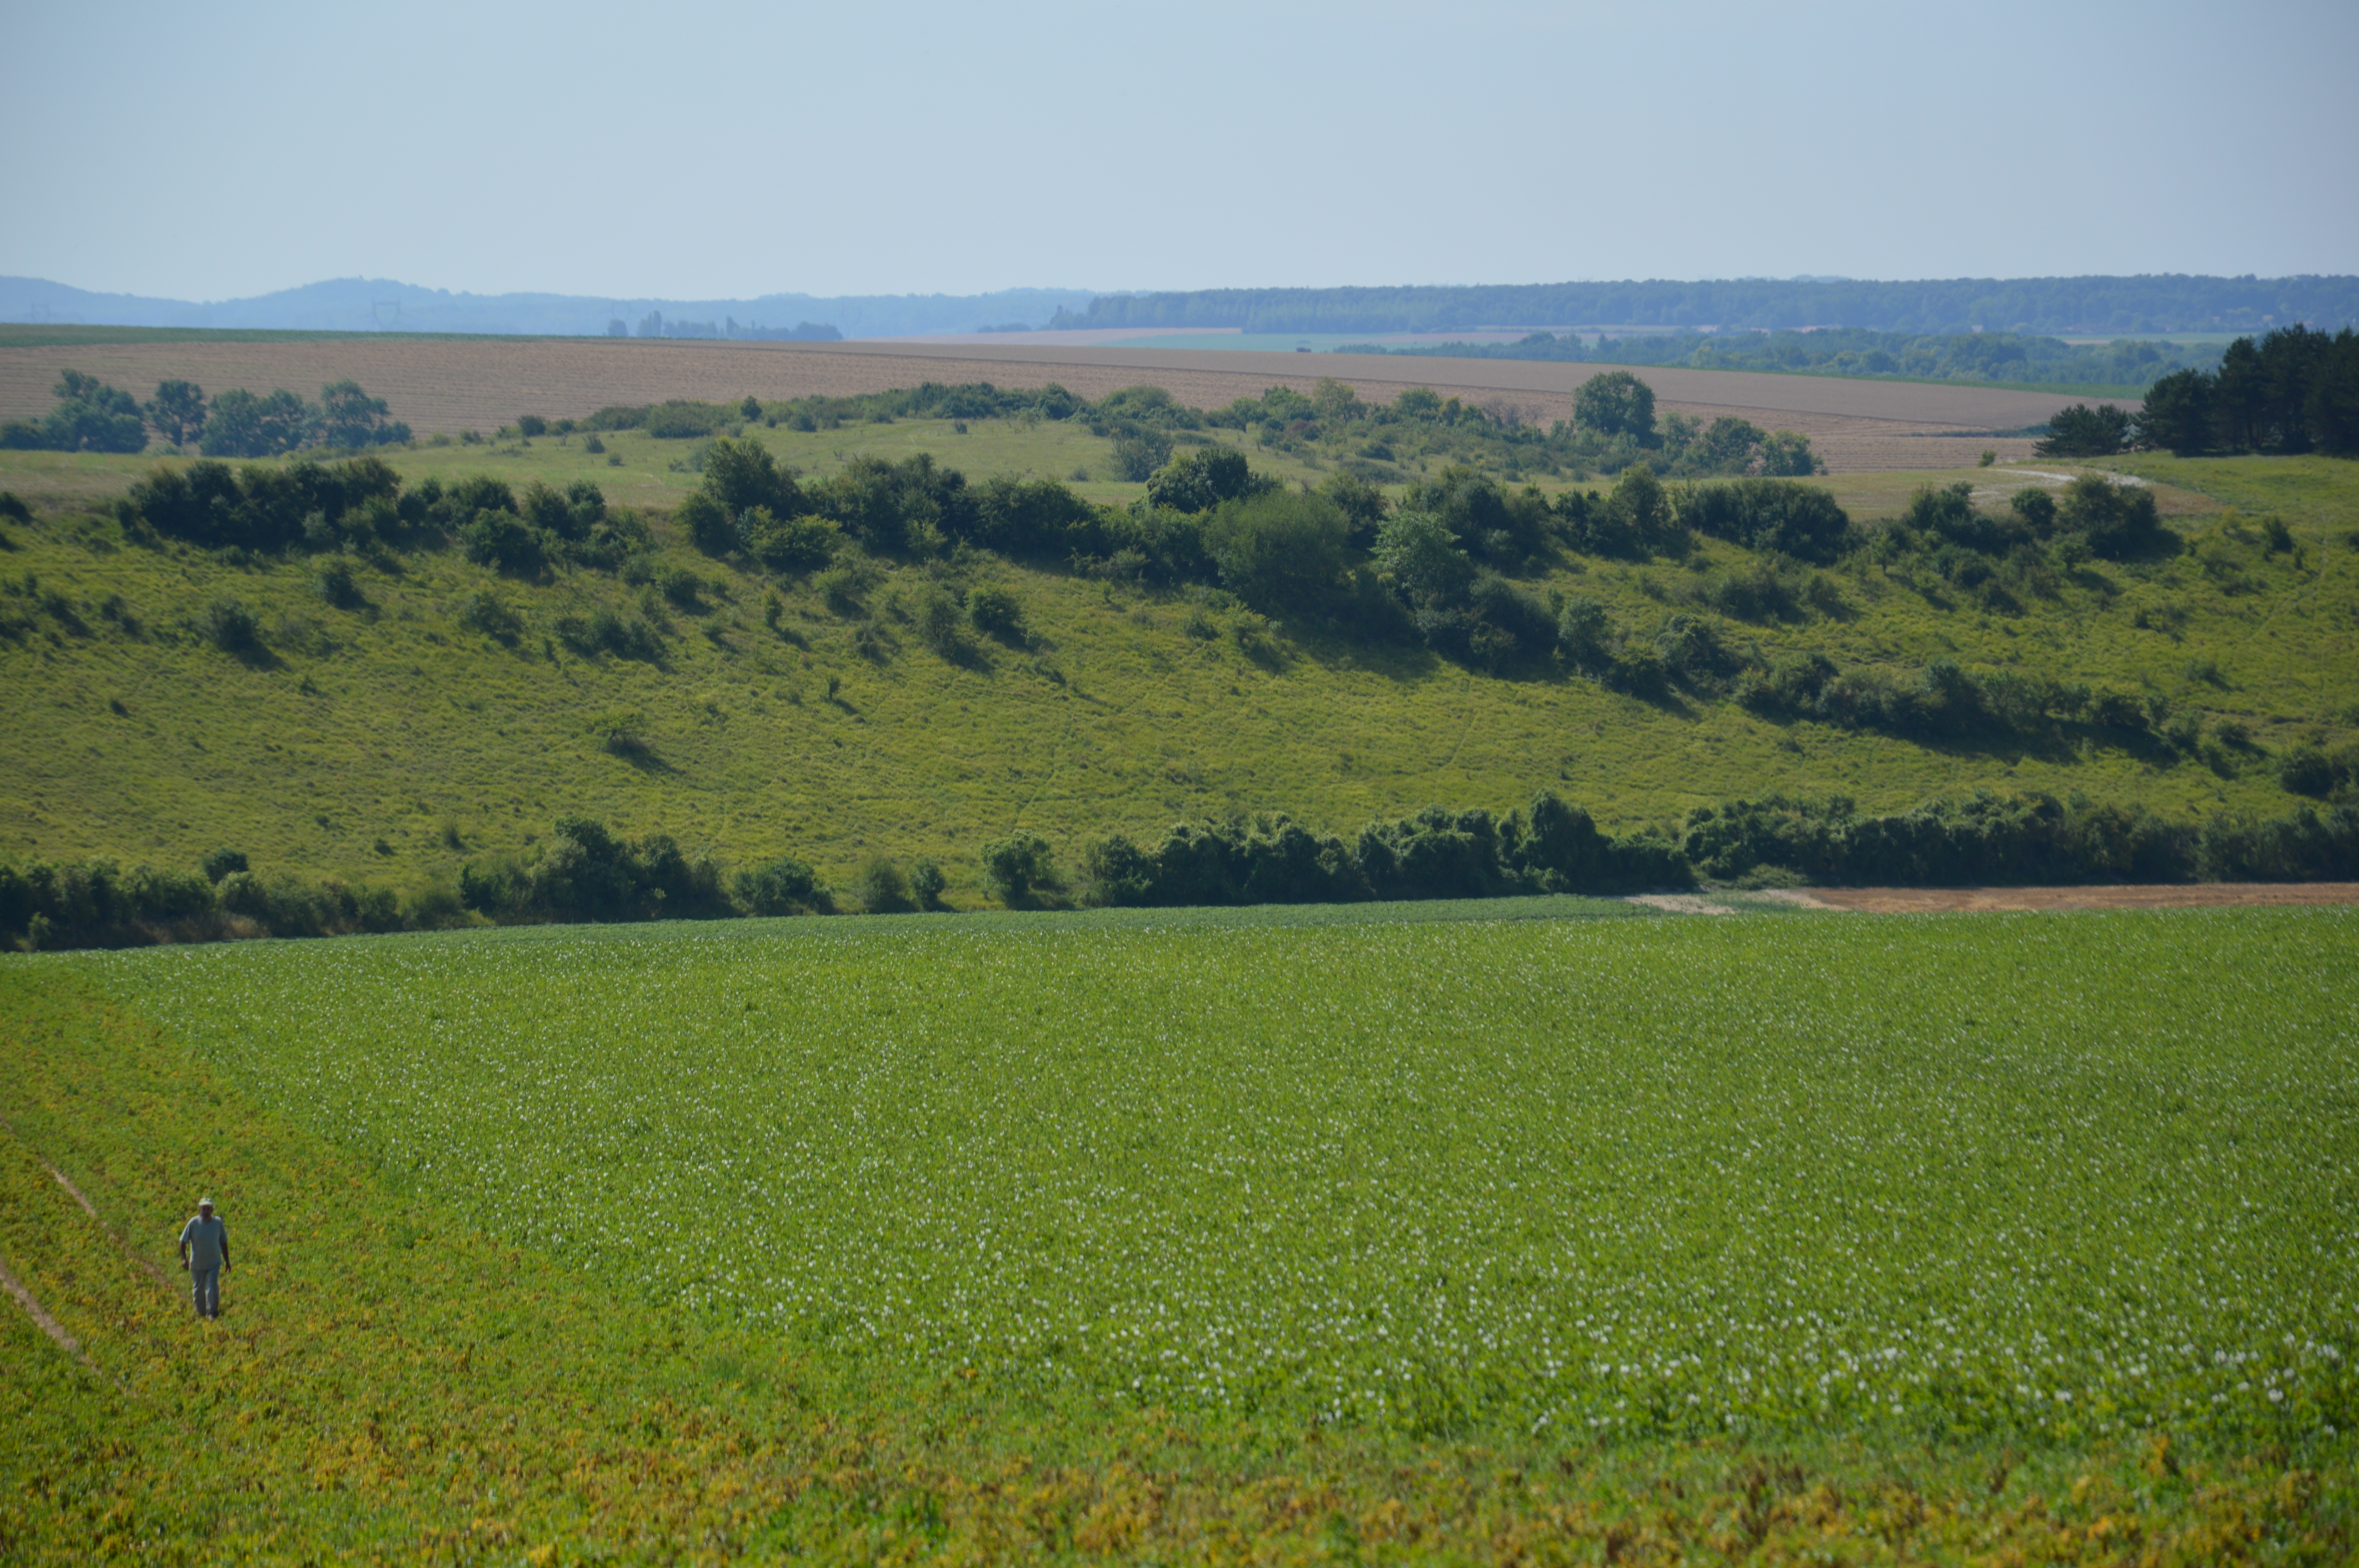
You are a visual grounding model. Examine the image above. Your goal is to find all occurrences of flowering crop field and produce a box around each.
[91,906,2359,1447]
[6,904,2356,1562]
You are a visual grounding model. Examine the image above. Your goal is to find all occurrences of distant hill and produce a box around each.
[14,275,2359,344]
[0,277,1100,341]
[0,389,2348,904]
[1050,277,2359,337]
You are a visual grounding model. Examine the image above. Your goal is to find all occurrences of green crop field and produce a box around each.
[1,414,2353,908]
[3,904,2353,1561]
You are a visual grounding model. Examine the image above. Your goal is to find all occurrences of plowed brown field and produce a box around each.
[0,338,2095,472]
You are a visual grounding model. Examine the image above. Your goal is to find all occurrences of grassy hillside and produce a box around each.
[0,417,2352,906]
[3,909,2350,1560]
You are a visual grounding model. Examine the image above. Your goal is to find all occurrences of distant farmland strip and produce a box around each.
[0,339,2094,472]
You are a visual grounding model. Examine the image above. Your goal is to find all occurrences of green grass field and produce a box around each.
[1,428,2351,905]
[2,904,2351,1561]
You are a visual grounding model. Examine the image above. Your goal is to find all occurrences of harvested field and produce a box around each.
[0,338,2097,472]
[1793,882,2359,913]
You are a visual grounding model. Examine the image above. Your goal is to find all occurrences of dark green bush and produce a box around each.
[1464,572,1555,668]
[7,370,149,453]
[460,510,547,576]
[1572,370,1656,440]
[854,856,916,913]
[1652,613,1741,690]
[2059,474,2170,559]
[643,400,736,439]
[733,855,833,916]
[738,508,838,573]
[2035,403,2132,457]
[1692,559,1807,622]
[674,491,735,556]
[1202,489,1350,612]
[974,475,1103,558]
[2279,743,2356,799]
[966,582,1026,640]
[1568,465,1684,558]
[216,870,269,920]
[816,566,869,617]
[1111,430,1173,482]
[459,589,525,643]
[980,833,1062,908]
[813,453,969,554]
[554,610,664,663]
[457,816,728,924]
[1556,594,1613,668]
[315,557,365,609]
[201,597,261,653]
[1144,446,1268,513]
[1678,480,1854,563]
[913,586,970,661]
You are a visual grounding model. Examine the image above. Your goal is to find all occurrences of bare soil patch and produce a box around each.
[1793,883,2359,913]
[0,339,2093,474]
[1628,893,1738,915]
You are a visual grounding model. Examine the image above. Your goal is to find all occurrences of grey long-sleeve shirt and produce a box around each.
[180,1215,227,1271]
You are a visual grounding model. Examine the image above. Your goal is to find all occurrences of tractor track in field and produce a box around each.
[1,1113,175,1291]
[0,1251,104,1377]
[0,1116,136,1380]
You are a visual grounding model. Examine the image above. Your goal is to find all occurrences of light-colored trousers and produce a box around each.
[191,1265,220,1317]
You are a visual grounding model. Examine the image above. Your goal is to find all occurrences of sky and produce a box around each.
[3,0,2354,302]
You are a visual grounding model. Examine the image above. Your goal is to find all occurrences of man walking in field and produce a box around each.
[178,1197,229,1319]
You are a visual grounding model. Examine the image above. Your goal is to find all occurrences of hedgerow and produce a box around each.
[7,789,2354,952]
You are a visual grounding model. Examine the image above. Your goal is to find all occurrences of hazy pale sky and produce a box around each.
[4,0,2352,301]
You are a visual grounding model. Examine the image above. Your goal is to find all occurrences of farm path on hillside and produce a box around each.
[1790,882,2359,912]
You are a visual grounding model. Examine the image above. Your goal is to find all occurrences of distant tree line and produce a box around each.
[657,391,2193,682]
[1080,790,2358,907]
[98,366,2225,713]
[1050,276,2359,337]
[577,373,1816,487]
[1196,374,1819,483]
[117,458,650,580]
[8,788,2354,951]
[1348,328,2226,393]
[2132,327,2359,457]
[614,310,841,341]
[662,426,1836,673]
[2028,327,2359,458]
[0,846,437,952]
[0,370,409,456]
[102,377,2184,694]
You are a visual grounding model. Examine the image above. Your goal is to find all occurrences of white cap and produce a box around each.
[199,1196,214,1208]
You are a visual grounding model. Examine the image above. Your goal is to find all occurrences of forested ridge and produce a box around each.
[1056,276,2359,337]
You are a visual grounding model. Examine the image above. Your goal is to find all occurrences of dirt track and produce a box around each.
[0,338,2092,472]
[1795,883,2359,913]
